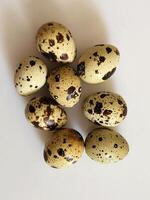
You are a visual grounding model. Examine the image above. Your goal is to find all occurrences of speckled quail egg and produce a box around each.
[83,91,127,127]
[15,56,47,96]
[36,22,77,63]
[47,66,82,107]
[77,44,120,84]
[43,128,84,169]
[85,128,129,164]
[25,97,67,131]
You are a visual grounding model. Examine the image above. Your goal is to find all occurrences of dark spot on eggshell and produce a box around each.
[47,149,52,156]
[95,44,104,47]
[55,74,60,82]
[66,86,79,100]
[63,139,66,144]
[122,104,127,116]
[39,66,42,70]
[54,155,58,158]
[66,34,70,41]
[78,87,82,93]
[92,145,96,148]
[43,150,48,162]
[72,161,77,164]
[102,67,116,80]
[60,53,68,60]
[103,109,112,116]
[48,23,53,26]
[93,52,98,57]
[88,109,92,114]
[41,52,57,62]
[51,166,58,169]
[30,60,36,66]
[49,39,55,46]
[56,32,64,43]
[32,121,39,128]
[94,102,103,114]
[77,62,85,76]
[65,157,73,162]
[106,47,112,54]
[118,99,123,105]
[57,148,65,157]
[95,70,99,74]
[38,44,42,51]
[89,100,94,105]
[67,86,75,94]
[99,56,106,62]
[99,137,103,141]
[114,144,118,148]
[100,94,109,98]
[114,49,120,55]
[29,105,35,113]
[97,56,106,65]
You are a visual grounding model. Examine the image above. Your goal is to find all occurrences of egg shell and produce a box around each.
[85,128,129,164]
[25,97,67,131]
[44,128,84,169]
[83,91,127,127]
[77,44,120,84]
[47,66,82,107]
[36,22,77,63]
[15,56,47,96]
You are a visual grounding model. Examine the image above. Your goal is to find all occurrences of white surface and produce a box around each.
[0,0,150,199]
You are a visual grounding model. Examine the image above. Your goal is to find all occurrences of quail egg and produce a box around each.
[83,91,127,127]
[77,44,120,84]
[43,128,84,169]
[14,56,47,96]
[47,66,82,107]
[85,128,129,164]
[36,22,77,63]
[25,97,67,131]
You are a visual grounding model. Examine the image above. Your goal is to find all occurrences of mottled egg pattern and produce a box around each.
[25,97,67,131]
[15,56,47,96]
[36,22,76,63]
[47,66,82,107]
[85,128,129,164]
[83,91,127,127]
[44,128,84,169]
[77,44,120,84]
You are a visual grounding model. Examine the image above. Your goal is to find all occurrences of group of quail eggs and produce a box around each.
[14,22,129,169]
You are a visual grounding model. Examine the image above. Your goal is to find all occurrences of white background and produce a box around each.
[0,0,150,199]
